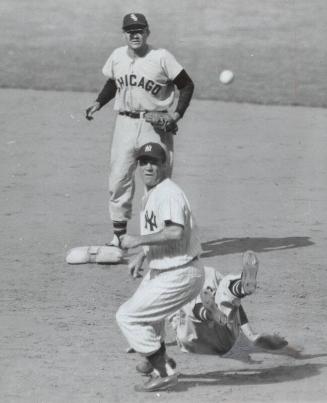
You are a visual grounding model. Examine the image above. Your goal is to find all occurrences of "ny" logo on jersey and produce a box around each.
[145,210,157,231]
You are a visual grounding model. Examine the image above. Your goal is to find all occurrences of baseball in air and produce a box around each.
[219,70,234,84]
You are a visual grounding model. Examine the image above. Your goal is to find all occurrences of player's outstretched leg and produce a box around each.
[200,251,259,326]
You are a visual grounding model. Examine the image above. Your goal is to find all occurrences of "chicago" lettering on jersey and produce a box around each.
[116,74,162,95]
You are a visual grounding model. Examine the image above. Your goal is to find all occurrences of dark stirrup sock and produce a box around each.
[229,278,246,298]
[113,220,127,238]
[147,344,168,377]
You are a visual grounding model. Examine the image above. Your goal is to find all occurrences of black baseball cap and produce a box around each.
[136,143,166,163]
[122,13,148,31]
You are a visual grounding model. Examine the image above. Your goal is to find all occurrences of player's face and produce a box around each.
[124,28,149,51]
[139,157,165,189]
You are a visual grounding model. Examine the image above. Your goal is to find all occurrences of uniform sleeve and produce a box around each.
[173,70,194,117]
[96,79,117,107]
[161,50,183,81]
[159,193,186,227]
[102,52,115,79]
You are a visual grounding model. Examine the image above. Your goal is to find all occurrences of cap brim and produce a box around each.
[136,153,165,163]
[123,23,147,31]
[136,153,158,160]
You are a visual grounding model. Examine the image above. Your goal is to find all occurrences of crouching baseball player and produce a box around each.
[116,142,205,392]
[169,251,288,355]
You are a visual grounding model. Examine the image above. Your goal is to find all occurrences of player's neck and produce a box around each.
[128,44,149,58]
[145,176,166,192]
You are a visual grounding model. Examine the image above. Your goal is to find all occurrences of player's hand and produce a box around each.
[254,333,288,350]
[129,252,146,279]
[120,234,141,249]
[85,102,100,121]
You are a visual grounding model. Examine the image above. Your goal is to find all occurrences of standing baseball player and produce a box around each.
[115,142,204,392]
[85,13,194,249]
[167,251,288,355]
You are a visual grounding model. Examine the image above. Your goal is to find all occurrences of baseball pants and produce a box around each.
[175,307,241,354]
[116,260,204,355]
[173,270,242,354]
[109,114,174,222]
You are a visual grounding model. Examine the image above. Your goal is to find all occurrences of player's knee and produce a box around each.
[115,306,124,326]
[116,304,130,327]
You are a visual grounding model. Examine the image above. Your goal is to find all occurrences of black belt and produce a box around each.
[119,111,143,118]
[118,110,168,119]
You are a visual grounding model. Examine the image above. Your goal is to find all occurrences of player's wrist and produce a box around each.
[171,111,181,122]
[241,323,259,342]
[93,101,101,110]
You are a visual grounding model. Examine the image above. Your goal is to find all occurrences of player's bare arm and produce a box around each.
[128,250,146,279]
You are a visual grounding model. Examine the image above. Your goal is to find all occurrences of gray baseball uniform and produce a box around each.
[102,46,183,222]
[173,267,244,354]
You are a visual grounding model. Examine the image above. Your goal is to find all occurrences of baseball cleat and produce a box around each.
[106,234,125,250]
[241,250,259,295]
[134,373,178,392]
[200,289,228,326]
[136,357,177,375]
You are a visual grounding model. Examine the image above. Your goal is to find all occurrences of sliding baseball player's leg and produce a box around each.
[172,254,258,354]
[202,251,259,323]
[173,253,287,355]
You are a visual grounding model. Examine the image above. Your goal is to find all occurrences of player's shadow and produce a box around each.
[221,338,327,365]
[174,363,326,392]
[201,236,314,258]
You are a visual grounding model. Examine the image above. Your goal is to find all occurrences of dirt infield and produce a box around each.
[1,88,327,402]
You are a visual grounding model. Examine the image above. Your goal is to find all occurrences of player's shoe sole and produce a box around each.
[200,289,227,326]
[241,250,259,295]
[134,373,178,392]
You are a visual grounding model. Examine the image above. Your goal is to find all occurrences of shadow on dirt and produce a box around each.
[221,340,327,365]
[201,237,314,258]
[174,363,326,391]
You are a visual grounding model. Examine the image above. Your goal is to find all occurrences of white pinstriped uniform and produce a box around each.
[102,46,183,221]
[141,178,202,269]
[116,178,204,355]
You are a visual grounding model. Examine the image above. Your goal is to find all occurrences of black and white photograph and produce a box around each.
[1,1,326,401]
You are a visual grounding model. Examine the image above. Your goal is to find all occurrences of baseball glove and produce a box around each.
[144,111,178,134]
[254,333,288,350]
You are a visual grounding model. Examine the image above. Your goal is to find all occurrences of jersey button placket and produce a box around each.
[129,59,135,112]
